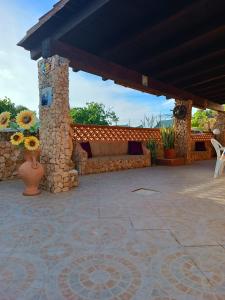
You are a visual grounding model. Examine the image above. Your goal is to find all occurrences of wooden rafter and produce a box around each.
[155,49,225,80]
[34,39,224,112]
[169,63,225,85]
[131,24,225,70]
[190,80,225,94]
[102,0,223,58]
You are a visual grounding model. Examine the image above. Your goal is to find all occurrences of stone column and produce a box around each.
[214,112,225,145]
[174,99,192,163]
[38,55,78,193]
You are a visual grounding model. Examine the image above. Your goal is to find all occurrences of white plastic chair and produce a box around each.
[211,138,225,178]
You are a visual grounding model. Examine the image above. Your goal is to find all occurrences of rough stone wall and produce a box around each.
[174,99,192,163]
[38,55,78,193]
[214,112,225,146]
[84,155,150,175]
[0,132,23,180]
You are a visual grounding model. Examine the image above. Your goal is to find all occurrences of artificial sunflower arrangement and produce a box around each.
[0,111,11,129]
[0,110,40,151]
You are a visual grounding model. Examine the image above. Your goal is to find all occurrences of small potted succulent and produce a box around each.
[0,110,44,196]
[161,127,176,159]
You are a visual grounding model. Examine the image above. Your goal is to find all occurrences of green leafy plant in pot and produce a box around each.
[146,139,157,165]
[161,127,176,159]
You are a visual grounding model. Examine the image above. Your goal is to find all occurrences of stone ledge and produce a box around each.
[156,157,185,166]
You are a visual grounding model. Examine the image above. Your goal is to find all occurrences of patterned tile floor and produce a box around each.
[1,160,225,299]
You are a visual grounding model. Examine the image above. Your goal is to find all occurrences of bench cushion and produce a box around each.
[80,142,92,158]
[128,141,143,155]
[90,141,128,157]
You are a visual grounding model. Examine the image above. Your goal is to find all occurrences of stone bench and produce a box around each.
[73,141,151,175]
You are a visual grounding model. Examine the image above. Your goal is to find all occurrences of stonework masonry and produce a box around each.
[0,131,23,181]
[38,55,78,193]
[214,112,225,146]
[174,99,192,164]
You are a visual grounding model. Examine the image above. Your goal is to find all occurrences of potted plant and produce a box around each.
[161,127,176,159]
[146,139,157,165]
[0,110,44,196]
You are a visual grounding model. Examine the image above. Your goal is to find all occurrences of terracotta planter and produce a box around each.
[18,149,44,196]
[164,148,176,159]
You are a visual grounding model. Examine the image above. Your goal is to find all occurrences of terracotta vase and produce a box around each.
[164,148,176,159]
[18,149,44,196]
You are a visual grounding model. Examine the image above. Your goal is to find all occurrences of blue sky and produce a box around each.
[0,0,175,126]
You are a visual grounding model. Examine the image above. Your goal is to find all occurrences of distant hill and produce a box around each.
[155,119,173,128]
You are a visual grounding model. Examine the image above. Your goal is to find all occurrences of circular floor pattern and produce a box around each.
[153,250,225,299]
[40,242,73,261]
[0,257,36,296]
[55,254,141,300]
[126,240,158,259]
[22,202,65,218]
[0,222,55,248]
[71,220,127,246]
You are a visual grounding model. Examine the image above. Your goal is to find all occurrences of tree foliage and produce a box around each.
[0,97,28,118]
[70,102,119,125]
[191,109,216,131]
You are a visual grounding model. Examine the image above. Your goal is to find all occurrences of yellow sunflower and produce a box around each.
[0,111,11,129]
[10,132,24,146]
[16,110,35,130]
[24,136,40,151]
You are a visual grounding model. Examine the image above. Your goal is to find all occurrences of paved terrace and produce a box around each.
[1,160,225,300]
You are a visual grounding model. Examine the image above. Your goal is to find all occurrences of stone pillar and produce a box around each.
[38,55,78,193]
[214,112,225,145]
[174,99,192,163]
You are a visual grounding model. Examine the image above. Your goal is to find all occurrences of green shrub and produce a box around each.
[146,139,157,162]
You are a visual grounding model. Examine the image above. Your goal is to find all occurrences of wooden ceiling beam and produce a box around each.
[169,63,225,86]
[131,24,225,70]
[25,0,112,58]
[198,87,225,98]
[54,0,111,41]
[102,0,223,58]
[154,48,225,80]
[183,74,225,89]
[204,92,225,99]
[37,40,224,112]
[190,80,225,94]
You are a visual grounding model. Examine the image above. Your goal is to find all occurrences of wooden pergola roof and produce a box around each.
[18,0,225,112]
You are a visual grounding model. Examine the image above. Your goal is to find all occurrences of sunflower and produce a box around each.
[16,110,35,130]
[24,136,40,151]
[0,112,11,129]
[10,132,24,146]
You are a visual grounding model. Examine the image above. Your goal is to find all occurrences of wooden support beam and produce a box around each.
[201,87,225,98]
[190,80,225,94]
[131,24,225,70]
[169,63,225,86]
[102,0,224,58]
[155,48,225,80]
[183,74,225,89]
[206,101,225,111]
[47,40,224,112]
[41,38,53,59]
[54,0,111,40]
